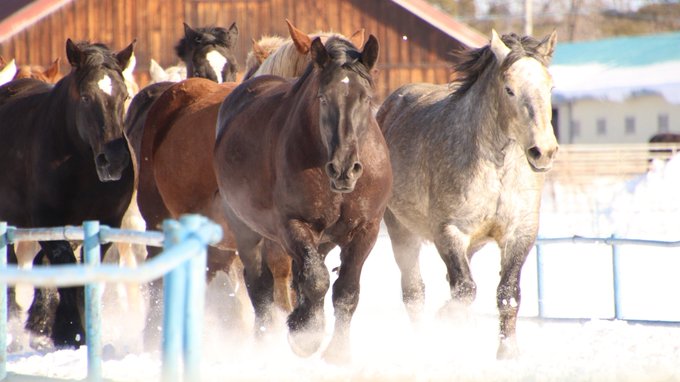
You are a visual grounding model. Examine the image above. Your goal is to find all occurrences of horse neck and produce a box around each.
[284,72,324,155]
[448,66,512,166]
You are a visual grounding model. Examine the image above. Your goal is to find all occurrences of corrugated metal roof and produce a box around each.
[390,0,487,48]
[553,32,680,67]
[0,0,74,43]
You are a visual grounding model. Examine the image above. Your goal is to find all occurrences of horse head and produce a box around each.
[14,58,61,83]
[176,22,239,83]
[310,35,379,193]
[66,39,134,182]
[491,30,559,172]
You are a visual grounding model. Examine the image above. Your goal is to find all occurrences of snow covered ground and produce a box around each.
[5,156,680,381]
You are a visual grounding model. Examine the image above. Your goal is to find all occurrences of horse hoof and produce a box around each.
[29,334,54,352]
[322,347,351,365]
[496,340,520,360]
[287,330,323,358]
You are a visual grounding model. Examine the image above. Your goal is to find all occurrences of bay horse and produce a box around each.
[134,20,362,333]
[214,35,390,363]
[0,39,135,349]
[13,58,62,83]
[376,30,558,359]
[176,22,239,83]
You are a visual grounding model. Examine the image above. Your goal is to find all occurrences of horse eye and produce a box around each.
[505,86,515,96]
[80,95,92,104]
[318,95,328,105]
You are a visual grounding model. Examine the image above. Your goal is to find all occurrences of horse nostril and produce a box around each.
[350,162,363,178]
[325,162,339,179]
[95,153,109,168]
[528,147,542,160]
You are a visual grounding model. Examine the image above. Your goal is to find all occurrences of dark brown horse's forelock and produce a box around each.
[448,33,549,99]
[70,42,126,88]
[289,37,374,96]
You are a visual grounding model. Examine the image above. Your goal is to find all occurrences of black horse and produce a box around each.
[0,39,135,349]
[175,22,239,83]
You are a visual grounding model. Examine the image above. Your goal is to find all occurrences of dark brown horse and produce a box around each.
[0,39,135,349]
[214,35,391,363]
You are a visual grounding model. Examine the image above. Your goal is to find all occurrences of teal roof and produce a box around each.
[552,32,680,67]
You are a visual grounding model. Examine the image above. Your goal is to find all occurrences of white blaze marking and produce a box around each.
[98,74,113,96]
[206,50,228,83]
[341,76,350,84]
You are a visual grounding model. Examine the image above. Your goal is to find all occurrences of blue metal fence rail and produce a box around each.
[535,236,680,323]
[0,214,222,382]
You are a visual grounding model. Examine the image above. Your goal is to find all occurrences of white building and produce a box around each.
[550,32,680,144]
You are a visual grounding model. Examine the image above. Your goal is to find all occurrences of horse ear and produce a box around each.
[538,30,558,63]
[183,22,201,43]
[286,19,312,54]
[0,58,16,84]
[490,29,511,63]
[44,57,61,81]
[149,59,168,82]
[360,35,379,71]
[349,28,365,49]
[116,40,136,73]
[310,37,330,68]
[225,22,239,47]
[252,38,268,63]
[66,38,82,68]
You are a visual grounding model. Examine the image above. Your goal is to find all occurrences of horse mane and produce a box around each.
[289,36,374,95]
[449,33,549,99]
[255,31,348,79]
[175,25,233,58]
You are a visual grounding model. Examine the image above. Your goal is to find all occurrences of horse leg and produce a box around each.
[495,236,533,360]
[6,245,23,320]
[383,208,425,322]
[26,240,84,349]
[434,225,476,312]
[264,240,294,313]
[142,246,165,350]
[322,219,381,365]
[285,221,330,358]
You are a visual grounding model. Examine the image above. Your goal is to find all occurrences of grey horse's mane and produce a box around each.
[448,33,550,99]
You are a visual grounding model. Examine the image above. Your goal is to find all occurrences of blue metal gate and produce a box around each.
[0,214,222,382]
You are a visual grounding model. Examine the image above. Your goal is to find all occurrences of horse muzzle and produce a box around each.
[526,144,558,173]
[94,138,130,182]
[325,160,363,193]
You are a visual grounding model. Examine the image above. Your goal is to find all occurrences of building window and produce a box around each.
[571,120,581,138]
[658,113,669,133]
[625,116,636,135]
[596,118,607,136]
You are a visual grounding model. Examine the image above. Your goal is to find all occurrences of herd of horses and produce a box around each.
[0,20,559,363]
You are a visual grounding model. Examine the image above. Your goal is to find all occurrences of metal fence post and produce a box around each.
[83,221,102,382]
[0,222,7,381]
[162,219,187,382]
[535,244,545,319]
[180,215,207,382]
[611,235,622,320]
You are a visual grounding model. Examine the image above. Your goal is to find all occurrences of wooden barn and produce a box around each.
[0,0,486,100]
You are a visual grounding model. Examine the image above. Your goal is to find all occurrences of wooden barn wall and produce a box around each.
[0,0,472,101]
